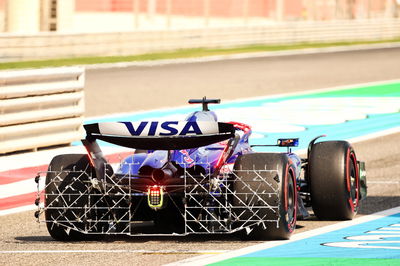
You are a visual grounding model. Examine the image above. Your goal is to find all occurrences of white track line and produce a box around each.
[0,249,228,255]
[0,205,37,216]
[0,179,43,199]
[168,206,400,266]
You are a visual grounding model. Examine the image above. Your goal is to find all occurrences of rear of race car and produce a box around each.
[34,118,290,240]
[34,98,367,241]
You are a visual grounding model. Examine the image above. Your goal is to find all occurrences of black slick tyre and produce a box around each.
[309,141,360,220]
[233,153,297,240]
[45,154,103,241]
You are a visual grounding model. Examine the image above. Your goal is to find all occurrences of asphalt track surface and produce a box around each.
[1,47,400,265]
[84,47,400,117]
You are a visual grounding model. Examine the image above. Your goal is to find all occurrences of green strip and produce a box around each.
[211,257,400,266]
[1,38,400,70]
[286,82,400,100]
[221,81,400,108]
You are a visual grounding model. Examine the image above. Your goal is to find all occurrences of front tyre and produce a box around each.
[309,141,360,220]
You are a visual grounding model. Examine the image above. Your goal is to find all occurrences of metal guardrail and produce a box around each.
[0,67,85,154]
[0,18,400,61]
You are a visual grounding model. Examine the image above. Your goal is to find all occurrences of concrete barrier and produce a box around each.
[0,18,400,62]
[0,67,85,154]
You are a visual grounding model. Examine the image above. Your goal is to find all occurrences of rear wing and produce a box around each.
[84,121,235,150]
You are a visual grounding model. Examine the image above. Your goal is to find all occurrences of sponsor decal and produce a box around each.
[96,121,221,137]
[121,121,203,136]
[179,150,195,164]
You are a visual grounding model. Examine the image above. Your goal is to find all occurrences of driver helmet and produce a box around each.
[185,111,218,122]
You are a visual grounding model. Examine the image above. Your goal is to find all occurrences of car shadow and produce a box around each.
[15,236,54,242]
[15,233,259,243]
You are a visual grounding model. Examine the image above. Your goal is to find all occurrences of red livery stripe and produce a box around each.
[0,165,47,185]
[0,192,40,210]
[0,151,132,186]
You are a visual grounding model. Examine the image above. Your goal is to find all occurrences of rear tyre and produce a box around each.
[233,153,297,240]
[45,154,106,241]
[309,141,360,220]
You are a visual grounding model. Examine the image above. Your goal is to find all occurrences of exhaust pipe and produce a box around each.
[151,168,174,182]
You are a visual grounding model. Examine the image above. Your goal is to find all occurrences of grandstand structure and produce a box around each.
[0,0,399,33]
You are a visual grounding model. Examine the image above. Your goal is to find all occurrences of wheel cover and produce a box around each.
[346,150,360,212]
[285,167,297,232]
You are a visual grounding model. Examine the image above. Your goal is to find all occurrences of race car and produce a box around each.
[35,98,367,241]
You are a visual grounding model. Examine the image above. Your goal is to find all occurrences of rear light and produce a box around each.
[151,168,173,182]
[147,186,164,209]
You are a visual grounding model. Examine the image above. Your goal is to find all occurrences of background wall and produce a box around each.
[1,0,399,33]
[72,0,397,20]
[0,0,399,62]
[1,18,400,62]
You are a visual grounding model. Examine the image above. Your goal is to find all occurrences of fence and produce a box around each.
[1,0,400,33]
[46,0,400,32]
[0,67,85,154]
[1,18,399,62]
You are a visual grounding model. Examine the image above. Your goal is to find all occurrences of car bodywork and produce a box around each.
[35,98,367,239]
